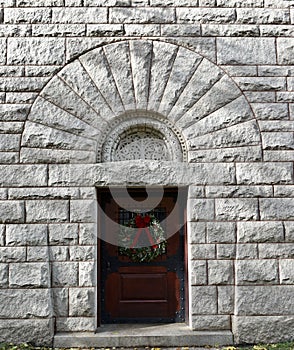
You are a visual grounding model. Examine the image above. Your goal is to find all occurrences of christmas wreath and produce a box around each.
[119,214,167,263]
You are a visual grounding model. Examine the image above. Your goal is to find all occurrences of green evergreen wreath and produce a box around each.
[119,214,167,263]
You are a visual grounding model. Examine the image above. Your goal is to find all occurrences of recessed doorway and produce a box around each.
[97,187,188,325]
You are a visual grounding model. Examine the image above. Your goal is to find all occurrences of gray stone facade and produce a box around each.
[0,0,294,347]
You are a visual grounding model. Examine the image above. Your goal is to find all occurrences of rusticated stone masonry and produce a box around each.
[0,0,294,347]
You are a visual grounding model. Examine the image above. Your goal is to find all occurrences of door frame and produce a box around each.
[96,186,189,327]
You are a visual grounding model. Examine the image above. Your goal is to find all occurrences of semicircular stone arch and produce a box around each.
[20,39,262,164]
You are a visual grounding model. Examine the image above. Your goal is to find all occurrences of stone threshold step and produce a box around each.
[54,324,233,348]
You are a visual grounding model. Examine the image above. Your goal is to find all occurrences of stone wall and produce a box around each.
[0,0,294,347]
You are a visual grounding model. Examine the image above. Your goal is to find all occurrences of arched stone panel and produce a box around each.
[100,111,187,162]
[20,40,262,163]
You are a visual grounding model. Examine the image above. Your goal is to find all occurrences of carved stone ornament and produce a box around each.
[99,112,187,163]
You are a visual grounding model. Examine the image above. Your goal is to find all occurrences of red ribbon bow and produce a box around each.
[135,214,151,228]
[131,214,155,248]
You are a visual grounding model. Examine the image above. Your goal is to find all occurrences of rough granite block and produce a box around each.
[6,224,48,246]
[79,262,95,287]
[202,24,259,37]
[217,0,263,6]
[207,222,236,243]
[26,200,69,223]
[0,289,51,318]
[262,132,294,150]
[27,246,48,262]
[258,243,294,259]
[0,201,24,224]
[237,221,284,243]
[251,103,289,120]
[0,38,6,64]
[124,24,160,36]
[233,316,294,345]
[9,262,49,288]
[280,259,294,284]
[217,38,276,65]
[236,8,290,24]
[236,260,279,285]
[69,288,95,317]
[52,262,78,287]
[0,247,26,262]
[236,244,258,259]
[0,264,8,287]
[234,77,286,91]
[215,199,259,221]
[236,286,294,315]
[0,225,4,246]
[188,199,215,222]
[56,317,95,332]
[17,0,63,5]
[208,260,234,285]
[0,319,54,347]
[70,200,96,223]
[260,199,294,220]
[217,244,236,259]
[7,38,65,65]
[69,246,94,261]
[0,77,50,92]
[191,260,207,286]
[52,288,68,317]
[0,165,47,187]
[236,163,293,185]
[218,286,234,314]
[191,315,231,331]
[189,222,206,244]
[52,7,107,24]
[49,223,78,245]
[0,134,21,152]
[191,286,217,314]
[32,24,86,37]
[190,243,216,260]
[277,38,294,64]
[4,8,52,24]
[110,7,175,24]
[177,8,236,24]
[206,185,273,198]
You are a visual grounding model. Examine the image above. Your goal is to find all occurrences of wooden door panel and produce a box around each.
[104,270,181,320]
[119,302,169,318]
[120,273,168,300]
[104,272,170,319]
[105,273,120,318]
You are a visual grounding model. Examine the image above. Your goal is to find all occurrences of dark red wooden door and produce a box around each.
[98,188,186,324]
